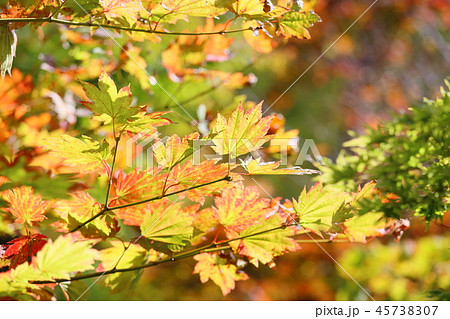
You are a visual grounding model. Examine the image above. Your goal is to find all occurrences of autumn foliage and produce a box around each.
[0,0,447,301]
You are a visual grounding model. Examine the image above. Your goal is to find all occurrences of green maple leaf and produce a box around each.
[278,11,321,39]
[35,235,98,280]
[81,71,140,125]
[140,200,194,250]
[44,134,111,174]
[342,212,395,243]
[293,182,345,235]
[230,215,299,265]
[97,241,162,293]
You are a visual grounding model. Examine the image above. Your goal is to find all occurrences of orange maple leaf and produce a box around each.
[2,186,48,225]
[211,182,274,236]
[110,168,167,206]
[193,252,248,296]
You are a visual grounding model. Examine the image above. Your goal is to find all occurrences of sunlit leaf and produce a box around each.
[211,182,273,236]
[35,235,98,280]
[342,212,396,243]
[193,252,248,296]
[293,182,345,234]
[278,11,321,39]
[210,102,273,158]
[140,198,194,248]
[2,186,48,225]
[241,157,321,175]
[229,215,299,265]
[53,191,113,238]
[44,134,111,174]
[81,71,140,124]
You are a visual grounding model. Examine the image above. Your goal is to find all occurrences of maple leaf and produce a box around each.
[152,132,199,168]
[227,0,289,18]
[152,0,229,20]
[210,102,274,158]
[241,157,321,175]
[211,182,273,236]
[100,0,147,23]
[44,134,111,174]
[35,235,98,280]
[53,192,113,238]
[293,182,345,235]
[3,234,47,269]
[110,168,166,206]
[166,159,237,204]
[278,11,321,39]
[115,197,199,226]
[193,252,248,296]
[97,241,161,292]
[80,71,140,125]
[121,110,172,135]
[229,215,299,266]
[2,186,48,225]
[342,212,396,243]
[140,199,194,249]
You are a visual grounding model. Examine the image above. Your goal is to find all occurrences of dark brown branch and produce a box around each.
[0,17,262,36]
[69,175,232,233]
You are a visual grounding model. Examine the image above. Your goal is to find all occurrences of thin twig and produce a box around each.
[0,17,261,36]
[69,174,232,233]
[31,223,350,284]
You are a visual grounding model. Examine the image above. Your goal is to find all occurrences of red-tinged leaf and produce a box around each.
[193,252,248,296]
[3,234,47,268]
[241,157,321,175]
[229,215,299,266]
[44,134,111,174]
[152,132,199,168]
[293,182,345,235]
[210,102,274,158]
[166,159,238,204]
[110,168,166,206]
[2,186,48,225]
[80,71,140,125]
[140,198,194,250]
[53,192,113,238]
[211,182,274,237]
[342,212,397,243]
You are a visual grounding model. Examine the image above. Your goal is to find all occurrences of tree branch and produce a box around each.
[31,223,347,285]
[0,17,262,36]
[69,174,232,233]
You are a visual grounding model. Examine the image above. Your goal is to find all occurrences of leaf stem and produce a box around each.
[104,134,120,206]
